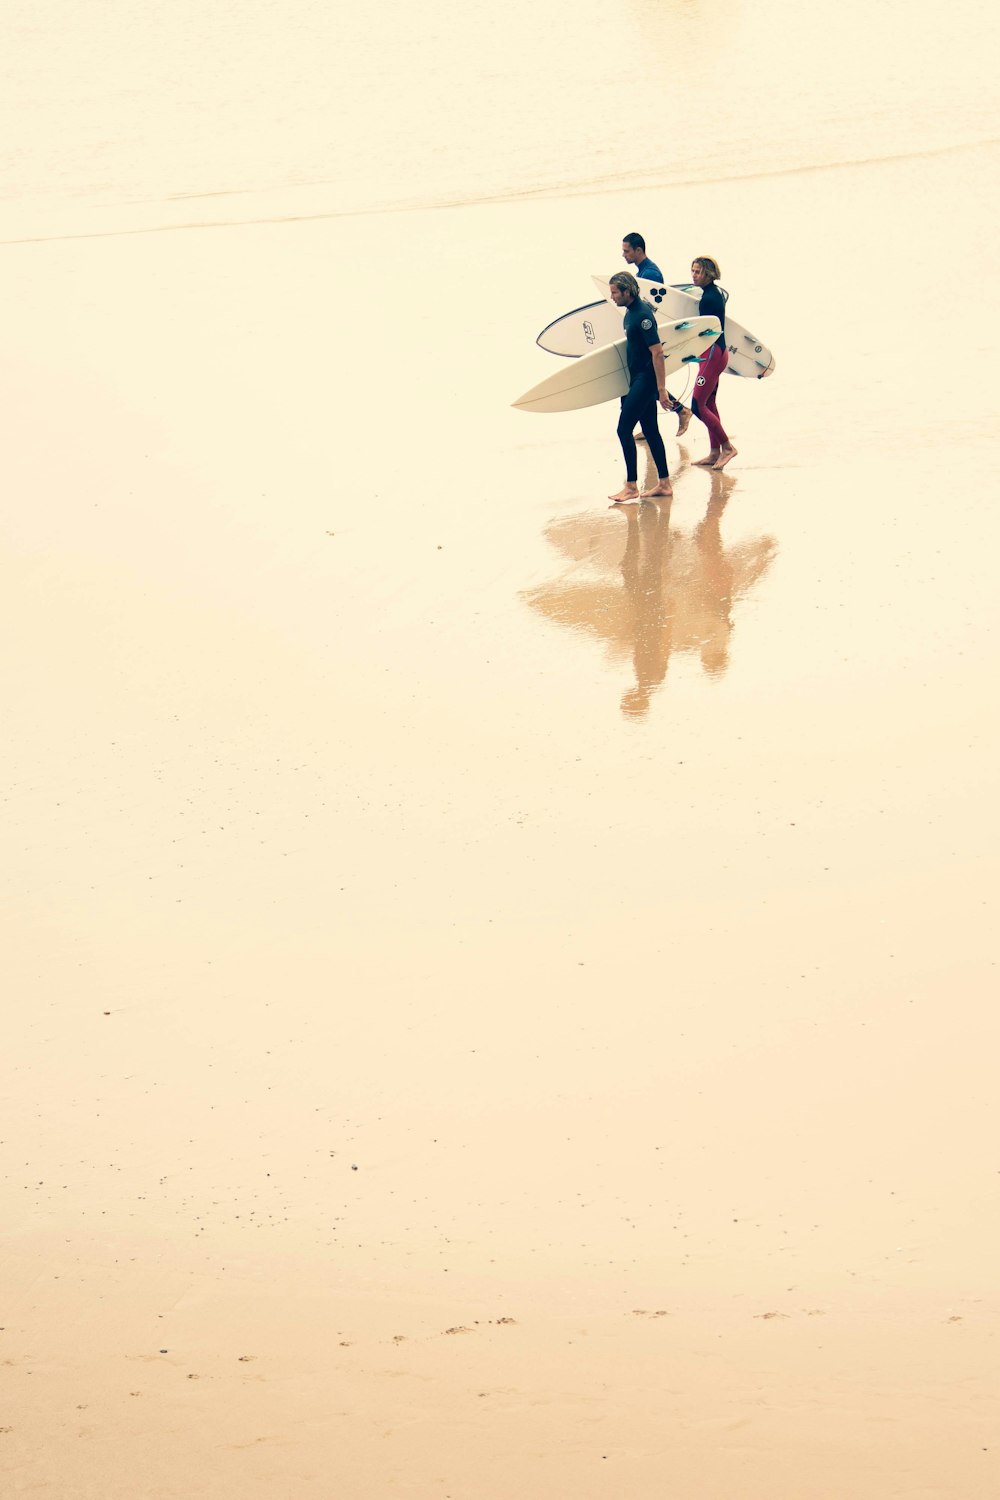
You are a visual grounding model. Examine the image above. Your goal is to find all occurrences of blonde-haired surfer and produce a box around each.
[690,257,737,472]
[621,233,692,436]
[606,273,673,503]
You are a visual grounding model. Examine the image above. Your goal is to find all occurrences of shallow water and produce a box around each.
[1,0,998,232]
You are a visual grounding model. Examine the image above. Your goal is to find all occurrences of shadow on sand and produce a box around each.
[523,452,777,718]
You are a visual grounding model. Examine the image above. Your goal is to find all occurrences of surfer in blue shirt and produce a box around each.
[621,233,692,435]
[621,231,663,284]
[606,272,672,503]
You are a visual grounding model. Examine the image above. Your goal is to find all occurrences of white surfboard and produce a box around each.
[513,316,720,414]
[591,275,776,379]
[537,285,704,357]
[536,300,625,357]
[535,300,697,404]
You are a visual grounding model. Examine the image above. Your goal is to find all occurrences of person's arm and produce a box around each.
[651,342,670,408]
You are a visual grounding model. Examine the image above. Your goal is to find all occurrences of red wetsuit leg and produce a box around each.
[691,344,729,448]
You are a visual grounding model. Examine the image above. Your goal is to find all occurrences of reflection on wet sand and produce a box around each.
[524,455,777,716]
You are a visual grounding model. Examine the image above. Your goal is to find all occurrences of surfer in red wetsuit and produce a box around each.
[690,257,737,472]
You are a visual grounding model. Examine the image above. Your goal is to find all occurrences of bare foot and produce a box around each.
[640,479,672,498]
[712,446,738,471]
[609,484,640,503]
[675,407,691,436]
[693,450,719,467]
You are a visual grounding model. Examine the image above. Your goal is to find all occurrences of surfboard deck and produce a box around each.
[513,315,721,414]
[536,300,625,358]
[588,275,776,379]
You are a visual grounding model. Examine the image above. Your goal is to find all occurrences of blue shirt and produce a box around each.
[635,256,664,283]
[623,298,661,380]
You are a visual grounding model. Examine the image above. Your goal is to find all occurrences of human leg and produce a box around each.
[636,395,671,497]
[637,403,668,478]
[703,387,727,446]
[700,348,738,469]
[610,394,640,499]
[692,345,730,461]
[663,388,691,435]
[616,393,640,480]
[611,381,652,499]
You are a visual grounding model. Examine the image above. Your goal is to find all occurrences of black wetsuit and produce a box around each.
[617,299,668,482]
[698,281,727,348]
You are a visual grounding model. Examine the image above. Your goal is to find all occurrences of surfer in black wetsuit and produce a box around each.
[690,256,737,471]
[621,232,692,436]
[606,272,672,504]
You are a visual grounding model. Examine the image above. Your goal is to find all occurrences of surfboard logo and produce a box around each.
[583,320,596,344]
[645,286,667,303]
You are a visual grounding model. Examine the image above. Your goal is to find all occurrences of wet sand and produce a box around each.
[2,139,1000,1497]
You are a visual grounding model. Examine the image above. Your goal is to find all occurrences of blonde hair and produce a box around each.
[609,271,640,300]
[693,256,721,281]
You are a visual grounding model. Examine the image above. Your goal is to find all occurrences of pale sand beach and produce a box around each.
[3,1,1000,1493]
